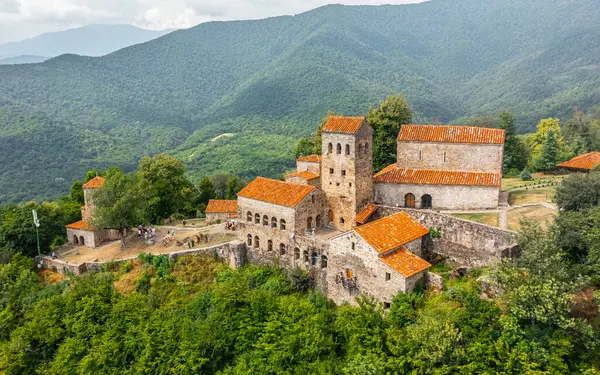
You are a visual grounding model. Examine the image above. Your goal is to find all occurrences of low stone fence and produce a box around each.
[38,240,247,275]
[376,206,518,267]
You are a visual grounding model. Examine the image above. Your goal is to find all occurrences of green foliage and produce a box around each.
[428,227,441,239]
[69,181,84,205]
[367,94,412,172]
[555,170,600,212]
[499,111,530,172]
[534,130,560,171]
[520,168,533,181]
[198,177,216,207]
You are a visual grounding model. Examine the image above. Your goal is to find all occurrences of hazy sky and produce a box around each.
[0,0,427,43]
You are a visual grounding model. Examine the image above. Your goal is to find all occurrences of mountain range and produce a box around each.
[0,24,172,63]
[1,0,599,204]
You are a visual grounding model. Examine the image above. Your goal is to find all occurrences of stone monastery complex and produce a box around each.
[64,116,513,305]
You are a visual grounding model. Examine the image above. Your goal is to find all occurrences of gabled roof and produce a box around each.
[557,152,600,171]
[321,116,366,134]
[237,177,316,208]
[82,176,105,189]
[286,171,320,180]
[374,165,501,187]
[380,248,432,277]
[397,125,505,144]
[206,200,238,214]
[354,203,378,225]
[65,220,93,231]
[296,154,322,163]
[355,212,428,254]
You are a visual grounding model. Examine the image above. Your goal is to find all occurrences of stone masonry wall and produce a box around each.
[374,182,500,210]
[397,141,503,174]
[296,161,321,175]
[376,206,518,267]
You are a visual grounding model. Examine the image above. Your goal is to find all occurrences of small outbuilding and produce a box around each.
[205,200,238,223]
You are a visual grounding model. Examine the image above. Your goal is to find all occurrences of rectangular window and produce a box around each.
[419,150,422,160]
[351,242,355,250]
[385,272,391,281]
[330,168,334,174]
[443,151,447,162]
[341,170,346,176]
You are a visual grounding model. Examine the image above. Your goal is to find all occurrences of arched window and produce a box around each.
[311,252,318,266]
[340,217,345,224]
[73,235,79,245]
[307,217,313,230]
[271,217,277,228]
[80,236,85,246]
[254,236,260,249]
[321,255,328,268]
[345,144,350,155]
[267,240,273,251]
[405,193,416,208]
[294,247,300,260]
[255,213,260,224]
[364,142,369,153]
[328,143,333,154]
[336,143,342,154]
[247,234,252,246]
[316,215,321,228]
[303,250,309,262]
[280,243,286,255]
[358,143,363,155]
[311,195,315,204]
[263,215,269,226]
[421,194,433,209]
[246,211,252,222]
[280,219,286,230]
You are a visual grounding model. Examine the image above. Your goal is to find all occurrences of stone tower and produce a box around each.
[320,116,373,232]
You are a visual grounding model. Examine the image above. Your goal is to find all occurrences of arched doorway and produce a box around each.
[405,193,415,208]
[421,194,433,209]
[79,236,85,246]
[73,235,79,245]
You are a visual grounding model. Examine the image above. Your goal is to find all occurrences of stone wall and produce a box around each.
[374,182,500,210]
[397,141,503,174]
[376,206,518,267]
[297,161,321,175]
[285,175,320,187]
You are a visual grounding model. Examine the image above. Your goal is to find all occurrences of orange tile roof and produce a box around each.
[82,176,105,189]
[355,212,428,254]
[65,220,93,231]
[374,165,501,187]
[354,203,378,224]
[398,125,505,144]
[286,171,320,180]
[380,248,432,277]
[297,154,322,163]
[237,177,316,208]
[206,200,238,214]
[321,116,366,134]
[557,152,600,170]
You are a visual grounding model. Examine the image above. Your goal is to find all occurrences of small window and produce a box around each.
[316,215,321,228]
[364,142,369,152]
[443,151,447,162]
[311,252,318,266]
[311,195,315,204]
[341,170,346,176]
[271,217,277,228]
[303,250,309,262]
[336,143,342,154]
[280,219,286,230]
[280,243,286,255]
[307,217,313,230]
[340,217,345,224]
[247,234,252,246]
[294,247,300,260]
[345,144,350,155]
[386,272,391,281]
[254,236,260,249]
[321,255,328,268]
[351,242,355,250]
[254,213,260,224]
[419,150,422,161]
[349,182,352,187]
[329,168,334,174]
[328,143,333,154]
[336,183,340,187]
[267,240,273,251]
[247,211,252,222]
[263,215,269,226]
[383,302,391,309]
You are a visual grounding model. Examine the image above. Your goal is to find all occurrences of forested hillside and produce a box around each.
[1,0,600,203]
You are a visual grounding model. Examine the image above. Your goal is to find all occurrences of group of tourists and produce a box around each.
[224,219,236,230]
[138,225,156,244]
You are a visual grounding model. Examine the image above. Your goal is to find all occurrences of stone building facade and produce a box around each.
[65,176,120,248]
[205,199,238,223]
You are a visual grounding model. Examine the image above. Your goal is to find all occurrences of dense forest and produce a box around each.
[1,0,600,204]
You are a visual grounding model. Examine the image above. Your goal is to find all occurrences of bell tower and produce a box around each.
[320,116,373,231]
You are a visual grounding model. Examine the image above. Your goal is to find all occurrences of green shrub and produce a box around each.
[520,168,533,181]
[429,227,442,239]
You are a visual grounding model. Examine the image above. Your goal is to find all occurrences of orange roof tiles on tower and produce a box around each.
[237,177,316,208]
[206,200,238,214]
[380,248,432,277]
[321,116,366,134]
[82,176,105,189]
[557,152,600,171]
[374,165,501,187]
[398,125,505,144]
[65,220,93,231]
[355,211,429,254]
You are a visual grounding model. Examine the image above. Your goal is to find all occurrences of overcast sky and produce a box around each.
[0,0,427,44]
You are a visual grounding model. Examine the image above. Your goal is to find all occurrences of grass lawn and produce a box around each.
[501,174,567,191]
[450,213,499,227]
[508,186,556,206]
[507,205,557,231]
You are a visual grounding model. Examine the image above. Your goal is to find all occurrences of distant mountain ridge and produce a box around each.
[0,24,173,60]
[0,55,48,65]
[0,0,599,204]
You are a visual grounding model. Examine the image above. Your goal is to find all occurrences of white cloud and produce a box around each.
[0,0,427,43]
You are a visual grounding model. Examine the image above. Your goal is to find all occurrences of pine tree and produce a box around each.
[535,130,559,171]
[198,177,216,205]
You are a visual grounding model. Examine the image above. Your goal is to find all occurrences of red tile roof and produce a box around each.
[237,177,316,208]
[355,212,428,254]
[374,165,501,187]
[296,154,322,163]
[321,116,366,134]
[380,248,432,277]
[354,203,378,225]
[557,152,600,171]
[398,125,505,144]
[286,171,320,180]
[206,200,238,214]
[82,176,105,189]
[65,220,93,231]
